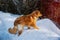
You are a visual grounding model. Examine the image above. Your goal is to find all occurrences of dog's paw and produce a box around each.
[18,30,23,36]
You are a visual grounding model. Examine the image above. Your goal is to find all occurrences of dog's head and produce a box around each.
[32,10,42,18]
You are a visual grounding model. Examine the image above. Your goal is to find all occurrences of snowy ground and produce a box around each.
[0,11,60,40]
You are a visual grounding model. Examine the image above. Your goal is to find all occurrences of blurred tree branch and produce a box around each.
[0,0,41,15]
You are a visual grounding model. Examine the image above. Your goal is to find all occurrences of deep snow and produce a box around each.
[0,11,60,40]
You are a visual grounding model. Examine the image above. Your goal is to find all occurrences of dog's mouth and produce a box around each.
[40,14,42,17]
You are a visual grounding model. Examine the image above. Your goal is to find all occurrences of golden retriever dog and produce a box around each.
[8,10,42,36]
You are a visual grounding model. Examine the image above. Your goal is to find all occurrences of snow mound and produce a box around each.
[0,11,60,40]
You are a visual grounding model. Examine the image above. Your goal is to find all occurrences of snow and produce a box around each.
[0,11,60,40]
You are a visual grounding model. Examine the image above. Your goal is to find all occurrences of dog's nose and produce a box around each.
[39,16,42,19]
[37,16,42,21]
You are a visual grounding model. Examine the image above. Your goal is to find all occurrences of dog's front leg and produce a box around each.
[32,23,39,30]
[28,27,31,29]
[27,24,31,29]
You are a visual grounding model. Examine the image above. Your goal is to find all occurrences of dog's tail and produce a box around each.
[8,27,18,34]
[8,20,24,36]
[8,26,23,36]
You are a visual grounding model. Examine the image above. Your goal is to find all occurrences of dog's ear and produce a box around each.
[32,10,38,14]
[35,11,39,14]
[35,10,40,15]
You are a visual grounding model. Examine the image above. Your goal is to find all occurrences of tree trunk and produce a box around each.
[40,0,60,28]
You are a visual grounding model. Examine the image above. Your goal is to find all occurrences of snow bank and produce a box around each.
[0,11,60,40]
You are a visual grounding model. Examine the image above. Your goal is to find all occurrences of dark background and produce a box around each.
[0,0,60,28]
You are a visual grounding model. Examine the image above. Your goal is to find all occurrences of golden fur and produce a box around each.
[8,10,42,36]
